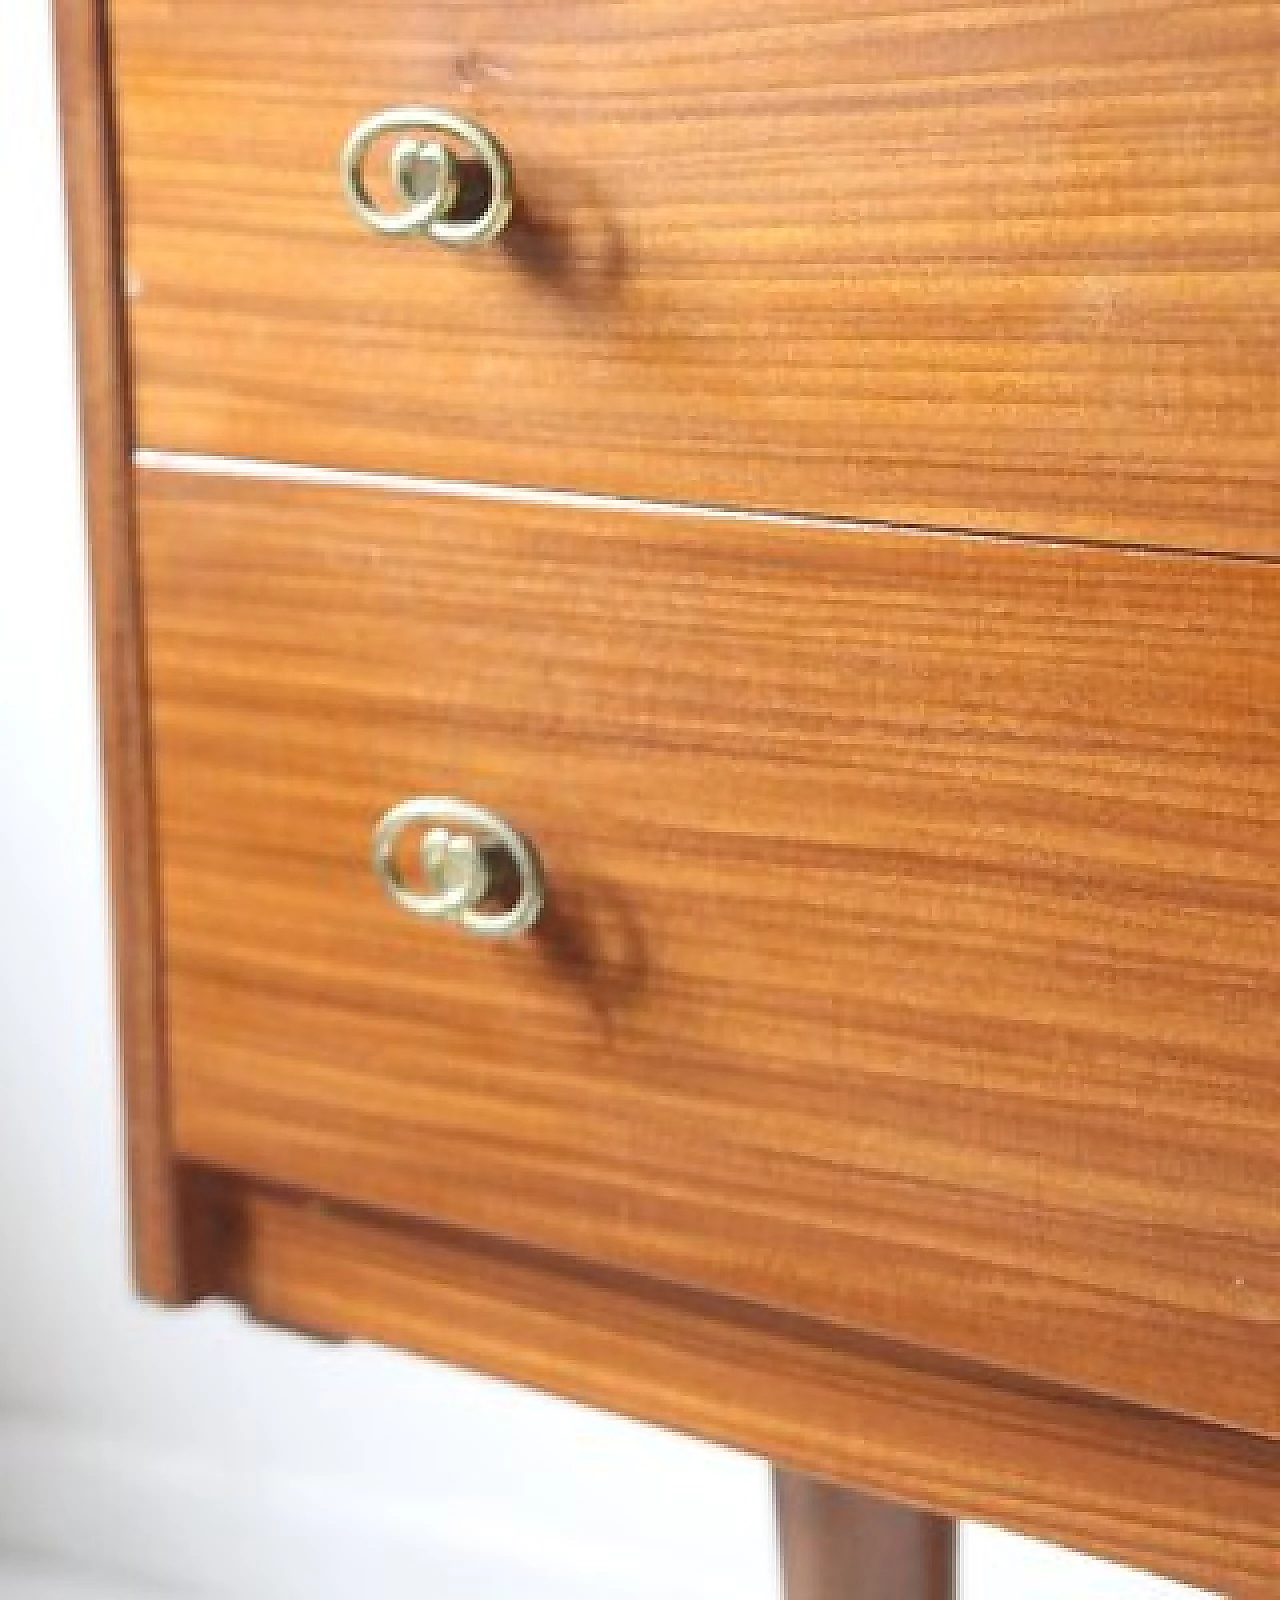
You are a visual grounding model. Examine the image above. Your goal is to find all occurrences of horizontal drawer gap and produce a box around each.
[134,451,1273,567]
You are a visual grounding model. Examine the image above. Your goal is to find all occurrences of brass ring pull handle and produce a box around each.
[340,107,514,247]
[372,797,545,939]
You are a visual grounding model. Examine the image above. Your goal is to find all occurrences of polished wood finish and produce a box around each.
[774,1469,955,1600]
[110,0,1279,554]
[51,0,188,1302]
[59,6,1280,1587]
[137,470,1280,1439]
[201,1179,1280,1596]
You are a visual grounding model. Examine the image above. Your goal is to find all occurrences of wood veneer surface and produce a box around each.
[138,470,1280,1440]
[111,0,1280,551]
[59,2,1280,1584]
[207,1180,1280,1595]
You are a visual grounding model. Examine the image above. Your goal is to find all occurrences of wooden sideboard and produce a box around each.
[56,0,1278,1593]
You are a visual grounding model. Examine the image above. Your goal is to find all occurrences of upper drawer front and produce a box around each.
[138,470,1280,1439]
[112,1,1279,553]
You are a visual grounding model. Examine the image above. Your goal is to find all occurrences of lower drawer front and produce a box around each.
[137,470,1280,1438]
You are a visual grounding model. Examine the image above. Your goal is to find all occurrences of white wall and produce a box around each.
[0,4,1207,1597]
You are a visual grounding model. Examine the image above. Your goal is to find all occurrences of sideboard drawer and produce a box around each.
[111,0,1279,552]
[137,469,1279,1439]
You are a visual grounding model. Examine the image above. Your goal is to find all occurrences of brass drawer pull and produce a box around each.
[372,797,545,938]
[340,106,514,247]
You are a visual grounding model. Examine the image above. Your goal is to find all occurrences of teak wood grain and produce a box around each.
[773,1469,955,1600]
[109,0,1279,553]
[59,0,1280,1587]
[202,1179,1280,1595]
[52,0,188,1301]
[136,470,1280,1441]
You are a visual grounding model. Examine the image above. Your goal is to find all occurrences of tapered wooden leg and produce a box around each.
[773,1468,956,1600]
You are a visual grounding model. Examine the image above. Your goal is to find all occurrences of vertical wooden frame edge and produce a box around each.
[51,0,190,1302]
